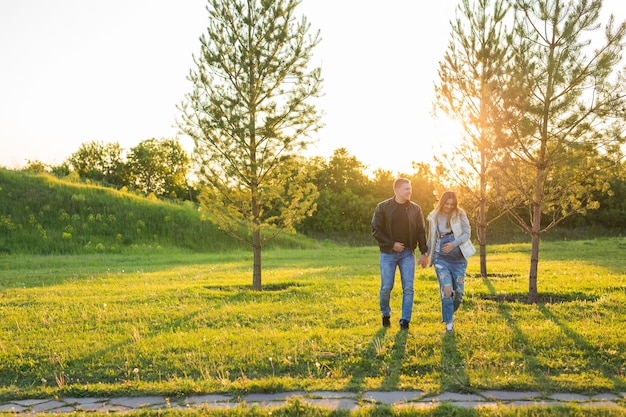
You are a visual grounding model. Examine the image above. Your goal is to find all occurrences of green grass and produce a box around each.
[0,239,624,408]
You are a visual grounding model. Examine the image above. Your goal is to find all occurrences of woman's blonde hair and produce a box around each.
[433,191,459,227]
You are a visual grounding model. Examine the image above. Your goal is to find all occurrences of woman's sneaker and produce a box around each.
[446,322,454,332]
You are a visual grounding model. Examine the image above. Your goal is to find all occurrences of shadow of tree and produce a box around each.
[475,292,600,304]
[537,304,624,388]
[482,277,551,389]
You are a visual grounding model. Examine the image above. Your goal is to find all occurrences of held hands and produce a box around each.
[418,254,428,268]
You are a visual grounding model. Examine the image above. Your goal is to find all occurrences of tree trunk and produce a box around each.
[478,92,489,279]
[528,227,540,304]
[528,171,544,304]
[252,227,262,291]
[251,180,262,291]
[478,162,487,278]
[478,206,487,278]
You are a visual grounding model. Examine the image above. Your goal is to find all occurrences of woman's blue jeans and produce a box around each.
[433,253,467,324]
[379,249,415,323]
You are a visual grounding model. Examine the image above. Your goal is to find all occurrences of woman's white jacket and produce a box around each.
[426,208,476,267]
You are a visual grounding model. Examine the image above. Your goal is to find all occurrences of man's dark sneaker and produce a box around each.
[382,316,391,328]
[399,319,410,330]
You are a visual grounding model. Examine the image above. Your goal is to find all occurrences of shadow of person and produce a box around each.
[346,327,390,389]
[345,326,411,391]
[440,331,471,392]
[378,329,409,389]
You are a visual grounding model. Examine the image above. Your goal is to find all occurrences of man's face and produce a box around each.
[394,182,412,203]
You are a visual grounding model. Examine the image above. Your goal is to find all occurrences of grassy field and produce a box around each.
[0,238,624,410]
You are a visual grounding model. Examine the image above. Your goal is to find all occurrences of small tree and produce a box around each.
[66,141,126,186]
[298,148,374,236]
[434,0,511,278]
[22,160,49,174]
[499,0,626,303]
[178,0,323,290]
[404,162,439,212]
[127,138,190,198]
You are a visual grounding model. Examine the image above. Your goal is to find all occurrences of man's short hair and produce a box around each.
[393,177,410,190]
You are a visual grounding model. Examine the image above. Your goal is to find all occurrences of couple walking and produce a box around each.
[371,178,476,332]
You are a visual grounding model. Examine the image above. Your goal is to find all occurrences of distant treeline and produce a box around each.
[12,140,626,245]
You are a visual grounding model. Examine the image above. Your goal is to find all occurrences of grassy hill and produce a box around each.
[0,169,316,255]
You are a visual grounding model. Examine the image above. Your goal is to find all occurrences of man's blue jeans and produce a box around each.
[379,249,415,323]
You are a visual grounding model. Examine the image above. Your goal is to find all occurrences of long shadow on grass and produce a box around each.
[537,304,624,388]
[378,329,409,390]
[62,309,205,384]
[482,277,551,390]
[345,327,411,391]
[478,292,600,304]
[440,332,470,392]
[345,327,388,389]
[482,277,621,390]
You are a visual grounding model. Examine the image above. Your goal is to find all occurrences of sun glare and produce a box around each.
[429,113,465,156]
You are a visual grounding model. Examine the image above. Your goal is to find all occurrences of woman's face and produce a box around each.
[442,198,455,214]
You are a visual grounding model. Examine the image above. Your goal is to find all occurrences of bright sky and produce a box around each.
[1,1,625,174]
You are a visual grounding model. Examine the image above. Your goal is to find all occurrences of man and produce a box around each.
[371,178,428,330]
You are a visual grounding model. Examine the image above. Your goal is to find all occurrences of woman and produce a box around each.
[426,191,476,333]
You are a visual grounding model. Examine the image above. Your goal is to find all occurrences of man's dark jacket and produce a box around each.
[371,197,428,254]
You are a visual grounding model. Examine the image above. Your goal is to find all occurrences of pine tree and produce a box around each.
[434,0,511,278]
[178,0,323,290]
[500,0,626,303]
